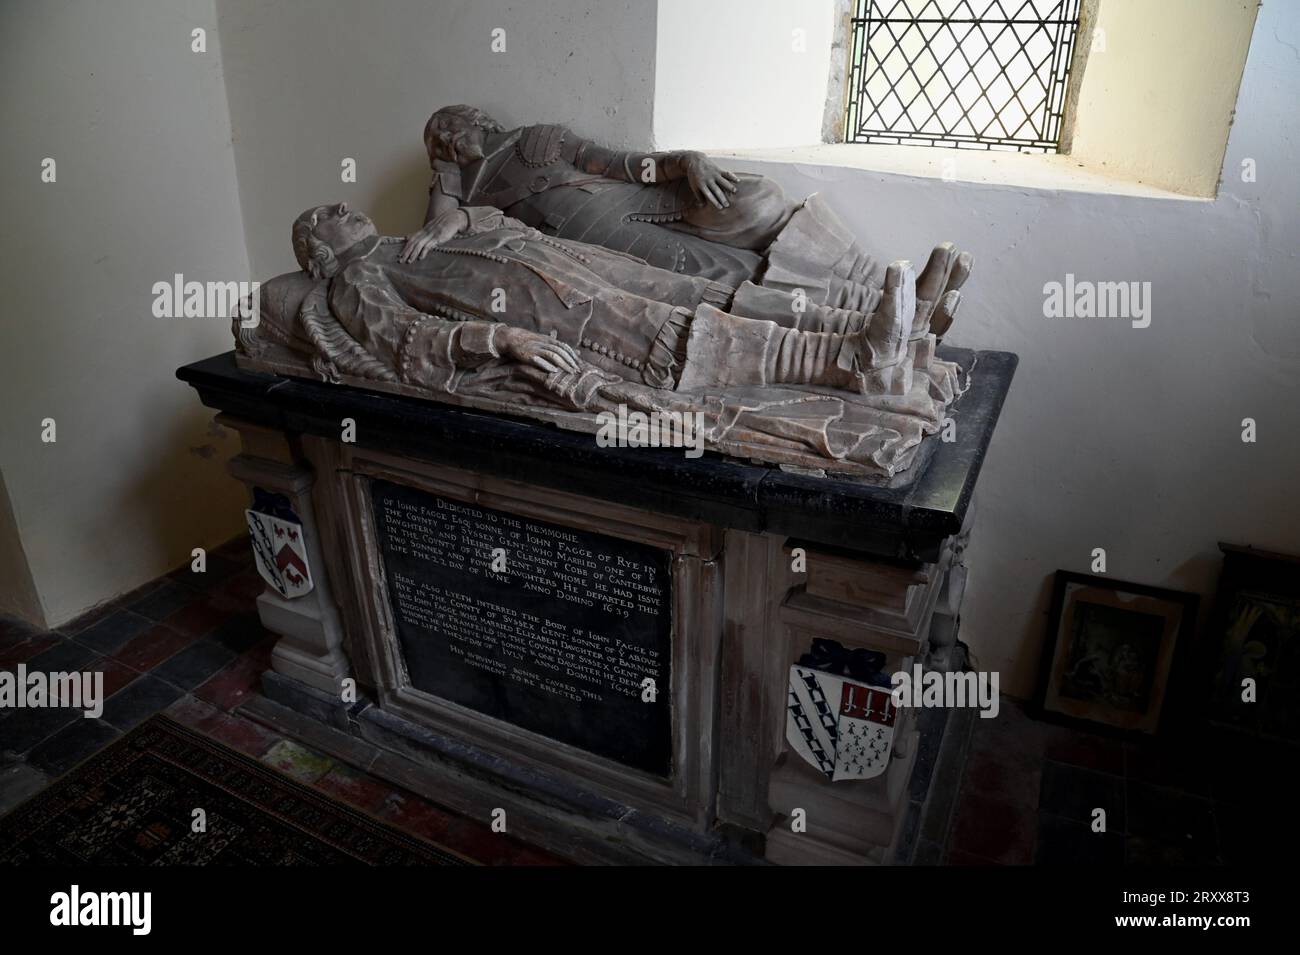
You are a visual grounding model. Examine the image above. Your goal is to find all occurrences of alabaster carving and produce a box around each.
[413,106,969,340]
[234,109,977,479]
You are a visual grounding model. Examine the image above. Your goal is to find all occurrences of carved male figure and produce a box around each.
[293,202,919,399]
[405,105,969,340]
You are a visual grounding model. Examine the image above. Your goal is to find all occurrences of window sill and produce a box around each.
[713,143,1210,202]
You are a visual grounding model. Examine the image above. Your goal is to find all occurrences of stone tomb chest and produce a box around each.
[179,346,1015,864]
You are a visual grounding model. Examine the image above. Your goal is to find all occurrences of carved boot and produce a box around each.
[730,280,869,334]
[673,262,915,396]
[856,261,916,396]
[761,262,914,394]
[764,326,862,391]
[673,304,860,392]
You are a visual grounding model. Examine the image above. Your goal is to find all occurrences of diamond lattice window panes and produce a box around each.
[844,0,1083,153]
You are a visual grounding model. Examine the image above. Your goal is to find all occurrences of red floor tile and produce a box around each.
[440,817,533,866]
[202,711,283,758]
[111,623,197,671]
[377,792,459,844]
[505,843,569,866]
[206,571,264,613]
[193,654,264,711]
[1044,733,1126,776]
[960,744,1042,810]
[0,631,60,668]
[163,598,229,638]
[948,792,1037,865]
[313,765,394,813]
[164,694,224,729]
[226,571,264,601]
[95,659,141,699]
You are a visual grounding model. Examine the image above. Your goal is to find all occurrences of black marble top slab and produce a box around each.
[178,347,1016,563]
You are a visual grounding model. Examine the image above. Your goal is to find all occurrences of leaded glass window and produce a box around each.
[844,0,1083,152]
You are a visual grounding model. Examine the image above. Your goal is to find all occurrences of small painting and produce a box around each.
[1035,572,1198,734]
[1207,544,1300,742]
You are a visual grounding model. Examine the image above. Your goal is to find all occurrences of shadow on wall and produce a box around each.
[2,409,246,630]
[1004,572,1057,696]
[0,469,46,626]
[363,152,435,244]
[109,410,246,608]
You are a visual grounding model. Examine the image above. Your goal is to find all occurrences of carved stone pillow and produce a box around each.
[233,269,323,361]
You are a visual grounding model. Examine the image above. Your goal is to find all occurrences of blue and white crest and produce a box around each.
[786,665,896,781]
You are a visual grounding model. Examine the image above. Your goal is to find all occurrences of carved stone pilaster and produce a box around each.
[217,413,351,694]
[717,533,955,864]
[926,495,976,672]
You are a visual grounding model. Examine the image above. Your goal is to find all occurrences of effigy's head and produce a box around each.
[424,104,504,165]
[292,203,377,279]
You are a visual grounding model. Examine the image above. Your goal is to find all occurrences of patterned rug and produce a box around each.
[0,715,468,865]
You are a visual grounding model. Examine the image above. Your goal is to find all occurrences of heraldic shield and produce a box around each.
[245,488,313,599]
[786,664,898,781]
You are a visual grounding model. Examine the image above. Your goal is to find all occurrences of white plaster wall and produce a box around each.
[654,0,835,151]
[216,0,659,279]
[0,0,251,626]
[719,0,1299,697]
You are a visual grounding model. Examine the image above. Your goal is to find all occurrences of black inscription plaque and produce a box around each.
[370,479,673,776]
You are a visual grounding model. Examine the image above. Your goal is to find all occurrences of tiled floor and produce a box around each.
[946,698,1291,866]
[3,542,1291,866]
[0,539,563,866]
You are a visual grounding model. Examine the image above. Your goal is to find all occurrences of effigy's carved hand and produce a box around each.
[400,209,470,262]
[683,152,740,210]
[494,327,581,375]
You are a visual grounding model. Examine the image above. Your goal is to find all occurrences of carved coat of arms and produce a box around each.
[245,489,313,599]
[786,640,897,781]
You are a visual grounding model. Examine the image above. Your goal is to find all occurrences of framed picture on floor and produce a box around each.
[1034,571,1199,735]
[1207,543,1300,742]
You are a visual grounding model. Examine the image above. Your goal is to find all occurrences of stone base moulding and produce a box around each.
[180,349,1015,864]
